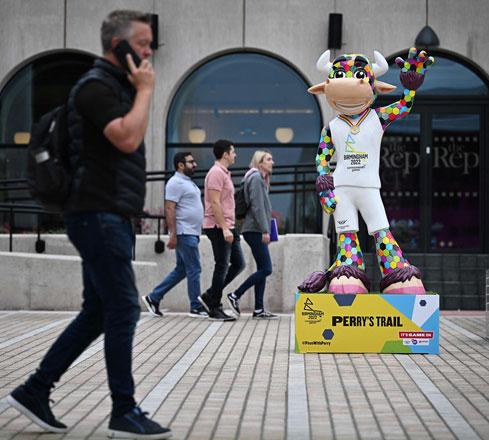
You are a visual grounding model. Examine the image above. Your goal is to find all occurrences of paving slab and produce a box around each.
[0,311,488,440]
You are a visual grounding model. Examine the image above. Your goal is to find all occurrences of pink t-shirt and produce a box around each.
[203,162,235,229]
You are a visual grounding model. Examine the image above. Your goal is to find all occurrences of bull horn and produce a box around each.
[316,50,332,75]
[372,50,388,77]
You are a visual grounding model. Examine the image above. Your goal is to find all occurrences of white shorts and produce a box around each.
[333,186,389,235]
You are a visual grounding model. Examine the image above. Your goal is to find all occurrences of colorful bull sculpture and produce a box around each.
[299,47,434,294]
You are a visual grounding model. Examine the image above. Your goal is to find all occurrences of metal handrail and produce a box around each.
[0,162,322,254]
[0,202,166,257]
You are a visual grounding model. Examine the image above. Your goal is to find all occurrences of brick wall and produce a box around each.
[364,253,487,310]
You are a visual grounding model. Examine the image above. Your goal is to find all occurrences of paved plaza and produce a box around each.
[0,310,488,440]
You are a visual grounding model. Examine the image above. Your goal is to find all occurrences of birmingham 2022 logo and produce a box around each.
[302,298,324,323]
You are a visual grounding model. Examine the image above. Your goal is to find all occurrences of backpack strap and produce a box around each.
[242,169,259,206]
[69,66,122,105]
[65,66,124,180]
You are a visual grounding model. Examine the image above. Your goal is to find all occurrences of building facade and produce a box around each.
[1,0,489,307]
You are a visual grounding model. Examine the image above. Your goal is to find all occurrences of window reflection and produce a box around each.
[167,143,320,233]
[166,52,322,233]
[374,51,487,254]
[382,54,488,96]
[430,114,480,250]
[380,114,421,250]
[0,51,95,231]
[167,52,321,147]
[0,52,95,149]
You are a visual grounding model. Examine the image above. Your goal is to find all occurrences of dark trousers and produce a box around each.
[204,227,245,308]
[26,212,140,417]
[234,232,273,310]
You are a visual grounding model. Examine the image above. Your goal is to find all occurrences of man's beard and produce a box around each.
[183,168,194,177]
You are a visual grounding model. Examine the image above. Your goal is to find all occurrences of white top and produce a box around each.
[330,110,383,188]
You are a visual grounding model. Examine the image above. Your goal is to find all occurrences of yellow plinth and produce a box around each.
[295,292,439,354]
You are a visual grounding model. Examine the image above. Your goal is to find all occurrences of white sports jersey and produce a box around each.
[330,110,383,188]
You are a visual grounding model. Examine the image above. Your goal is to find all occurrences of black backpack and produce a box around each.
[26,68,120,212]
[26,105,72,212]
[235,172,254,220]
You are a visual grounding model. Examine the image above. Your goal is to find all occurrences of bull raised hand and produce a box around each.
[396,47,434,90]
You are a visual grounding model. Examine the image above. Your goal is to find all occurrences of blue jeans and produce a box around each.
[25,212,140,417]
[149,234,201,310]
[234,232,273,310]
[204,227,245,308]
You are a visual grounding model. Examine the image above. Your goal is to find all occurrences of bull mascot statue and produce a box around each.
[299,48,434,294]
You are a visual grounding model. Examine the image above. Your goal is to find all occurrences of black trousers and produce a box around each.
[203,227,245,308]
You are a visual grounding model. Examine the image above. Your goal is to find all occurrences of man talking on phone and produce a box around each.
[7,10,171,439]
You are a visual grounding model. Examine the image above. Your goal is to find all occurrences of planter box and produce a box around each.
[295,292,439,354]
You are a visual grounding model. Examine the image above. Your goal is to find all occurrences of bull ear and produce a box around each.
[316,50,332,75]
[372,50,388,77]
[375,80,396,94]
[308,82,326,95]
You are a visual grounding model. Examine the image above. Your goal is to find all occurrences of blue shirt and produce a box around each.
[165,172,203,236]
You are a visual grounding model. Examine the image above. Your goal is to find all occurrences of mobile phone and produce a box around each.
[113,40,141,72]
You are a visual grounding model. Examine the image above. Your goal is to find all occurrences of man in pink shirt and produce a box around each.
[198,140,245,321]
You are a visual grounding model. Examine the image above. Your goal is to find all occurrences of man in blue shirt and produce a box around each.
[143,152,206,317]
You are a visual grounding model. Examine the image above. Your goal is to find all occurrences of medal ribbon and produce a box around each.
[338,109,370,132]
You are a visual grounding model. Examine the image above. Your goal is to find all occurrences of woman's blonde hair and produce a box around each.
[249,150,272,169]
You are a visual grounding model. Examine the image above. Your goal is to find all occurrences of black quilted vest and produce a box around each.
[64,58,146,217]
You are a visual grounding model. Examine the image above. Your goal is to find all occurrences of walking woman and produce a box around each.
[227,150,277,319]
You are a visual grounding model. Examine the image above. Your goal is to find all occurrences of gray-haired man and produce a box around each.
[7,10,171,439]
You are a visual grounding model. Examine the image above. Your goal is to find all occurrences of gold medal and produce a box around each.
[339,109,370,136]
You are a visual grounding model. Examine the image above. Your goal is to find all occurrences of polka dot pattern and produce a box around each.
[398,47,434,75]
[376,89,415,129]
[376,47,433,130]
[320,191,336,210]
[316,127,335,175]
[373,229,410,275]
[327,54,375,93]
[334,232,365,270]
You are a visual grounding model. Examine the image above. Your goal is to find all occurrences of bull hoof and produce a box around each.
[298,271,328,293]
[380,266,425,294]
[327,265,370,294]
[329,275,368,294]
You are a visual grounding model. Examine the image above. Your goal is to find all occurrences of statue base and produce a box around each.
[295,292,439,354]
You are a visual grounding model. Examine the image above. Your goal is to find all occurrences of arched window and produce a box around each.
[0,51,95,179]
[0,51,95,230]
[373,51,489,254]
[166,51,322,233]
[381,52,489,97]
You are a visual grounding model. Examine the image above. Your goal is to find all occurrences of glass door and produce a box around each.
[359,104,483,253]
[428,110,481,251]
[380,113,423,251]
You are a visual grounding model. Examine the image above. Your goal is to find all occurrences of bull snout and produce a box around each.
[324,77,371,98]
[324,78,374,115]
[326,78,366,85]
